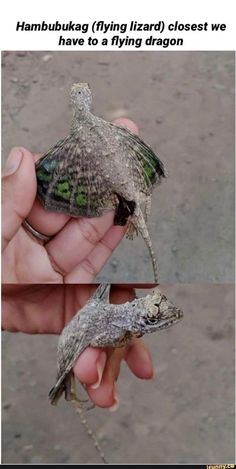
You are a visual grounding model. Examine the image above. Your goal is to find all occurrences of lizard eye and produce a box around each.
[144,316,159,325]
[147,316,158,323]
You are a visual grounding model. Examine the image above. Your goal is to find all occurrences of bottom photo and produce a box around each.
[2,284,234,464]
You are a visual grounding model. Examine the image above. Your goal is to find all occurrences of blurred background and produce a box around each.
[2,51,235,282]
[2,284,235,463]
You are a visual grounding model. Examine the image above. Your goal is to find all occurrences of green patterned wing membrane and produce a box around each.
[36,136,114,217]
[36,136,71,204]
[112,124,166,190]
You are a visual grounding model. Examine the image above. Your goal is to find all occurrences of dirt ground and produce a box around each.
[2,51,234,282]
[2,284,234,464]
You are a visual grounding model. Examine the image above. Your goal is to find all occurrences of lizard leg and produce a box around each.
[113,193,135,227]
[91,283,111,303]
[64,371,90,408]
[113,193,137,239]
[132,206,158,282]
[126,220,138,240]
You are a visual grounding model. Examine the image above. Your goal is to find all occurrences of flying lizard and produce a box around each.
[35,83,166,281]
[49,284,183,463]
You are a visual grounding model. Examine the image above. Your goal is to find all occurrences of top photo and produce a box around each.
[2,51,234,283]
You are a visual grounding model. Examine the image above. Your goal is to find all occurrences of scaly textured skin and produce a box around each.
[36,83,166,281]
[49,284,183,405]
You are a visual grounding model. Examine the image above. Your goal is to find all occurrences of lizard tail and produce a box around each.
[132,207,158,283]
[76,407,108,464]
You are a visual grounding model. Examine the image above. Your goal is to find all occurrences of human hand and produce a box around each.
[2,284,154,409]
[2,119,138,283]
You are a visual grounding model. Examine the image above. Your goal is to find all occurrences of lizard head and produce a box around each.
[138,290,183,334]
[70,83,92,111]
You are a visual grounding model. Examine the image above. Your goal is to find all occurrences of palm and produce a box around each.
[2,284,135,333]
[3,228,61,283]
[3,192,126,284]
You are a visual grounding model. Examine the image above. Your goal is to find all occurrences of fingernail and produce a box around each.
[90,352,107,389]
[140,348,154,379]
[4,148,23,176]
[144,355,153,379]
[146,369,154,380]
[109,385,119,412]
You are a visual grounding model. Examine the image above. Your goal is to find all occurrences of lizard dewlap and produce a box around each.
[36,83,166,281]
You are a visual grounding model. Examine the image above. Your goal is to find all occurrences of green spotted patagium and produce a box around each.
[36,83,166,281]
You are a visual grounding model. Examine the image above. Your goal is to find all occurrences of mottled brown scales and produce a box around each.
[36,83,166,281]
[49,284,183,406]
[49,284,183,463]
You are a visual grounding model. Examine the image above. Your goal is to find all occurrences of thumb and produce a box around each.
[2,147,37,252]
